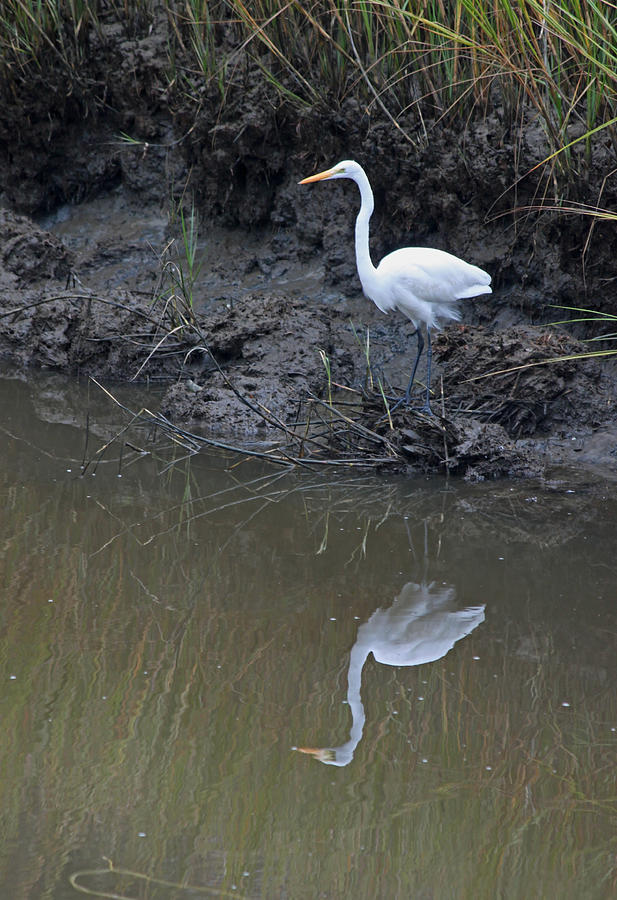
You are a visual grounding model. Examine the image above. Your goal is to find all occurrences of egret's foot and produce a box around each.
[375,395,434,423]
[404,390,435,417]
[403,384,434,415]
[387,397,406,414]
[412,401,434,417]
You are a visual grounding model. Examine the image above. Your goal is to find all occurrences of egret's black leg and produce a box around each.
[420,327,433,415]
[404,327,424,406]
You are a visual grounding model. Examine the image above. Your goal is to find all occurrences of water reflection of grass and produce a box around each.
[0,455,616,896]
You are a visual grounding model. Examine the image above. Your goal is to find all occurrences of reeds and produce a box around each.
[3,2,616,174]
[175,0,617,167]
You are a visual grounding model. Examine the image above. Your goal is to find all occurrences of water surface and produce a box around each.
[1,371,616,899]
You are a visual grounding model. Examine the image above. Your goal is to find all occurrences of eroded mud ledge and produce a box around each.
[1,17,617,479]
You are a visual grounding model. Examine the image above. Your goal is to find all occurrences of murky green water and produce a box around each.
[1,371,616,899]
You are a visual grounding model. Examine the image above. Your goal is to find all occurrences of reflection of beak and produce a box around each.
[295,747,335,763]
[298,167,336,185]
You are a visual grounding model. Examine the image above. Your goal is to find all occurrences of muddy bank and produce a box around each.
[1,16,617,478]
[1,202,615,479]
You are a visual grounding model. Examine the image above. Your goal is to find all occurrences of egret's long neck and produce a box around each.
[353,169,377,287]
[346,640,369,747]
[322,640,368,766]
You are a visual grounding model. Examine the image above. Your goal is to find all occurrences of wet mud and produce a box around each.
[2,18,617,479]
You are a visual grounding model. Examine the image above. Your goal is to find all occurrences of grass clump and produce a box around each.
[0,0,155,71]
[2,1,617,184]
[164,0,617,170]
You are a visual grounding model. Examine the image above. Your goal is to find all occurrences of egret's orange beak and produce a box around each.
[298,167,336,185]
[295,746,335,762]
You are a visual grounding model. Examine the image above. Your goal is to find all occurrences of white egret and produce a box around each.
[299,160,492,414]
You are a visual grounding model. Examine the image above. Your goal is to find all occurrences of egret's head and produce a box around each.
[294,746,340,765]
[299,159,362,184]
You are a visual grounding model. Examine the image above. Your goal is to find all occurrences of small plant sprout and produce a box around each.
[350,322,374,392]
[318,348,333,406]
[179,202,202,300]
[377,378,394,430]
[156,201,204,328]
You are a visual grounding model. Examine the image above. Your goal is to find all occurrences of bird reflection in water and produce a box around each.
[296,581,485,766]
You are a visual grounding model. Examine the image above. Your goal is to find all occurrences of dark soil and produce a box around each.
[1,14,617,479]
